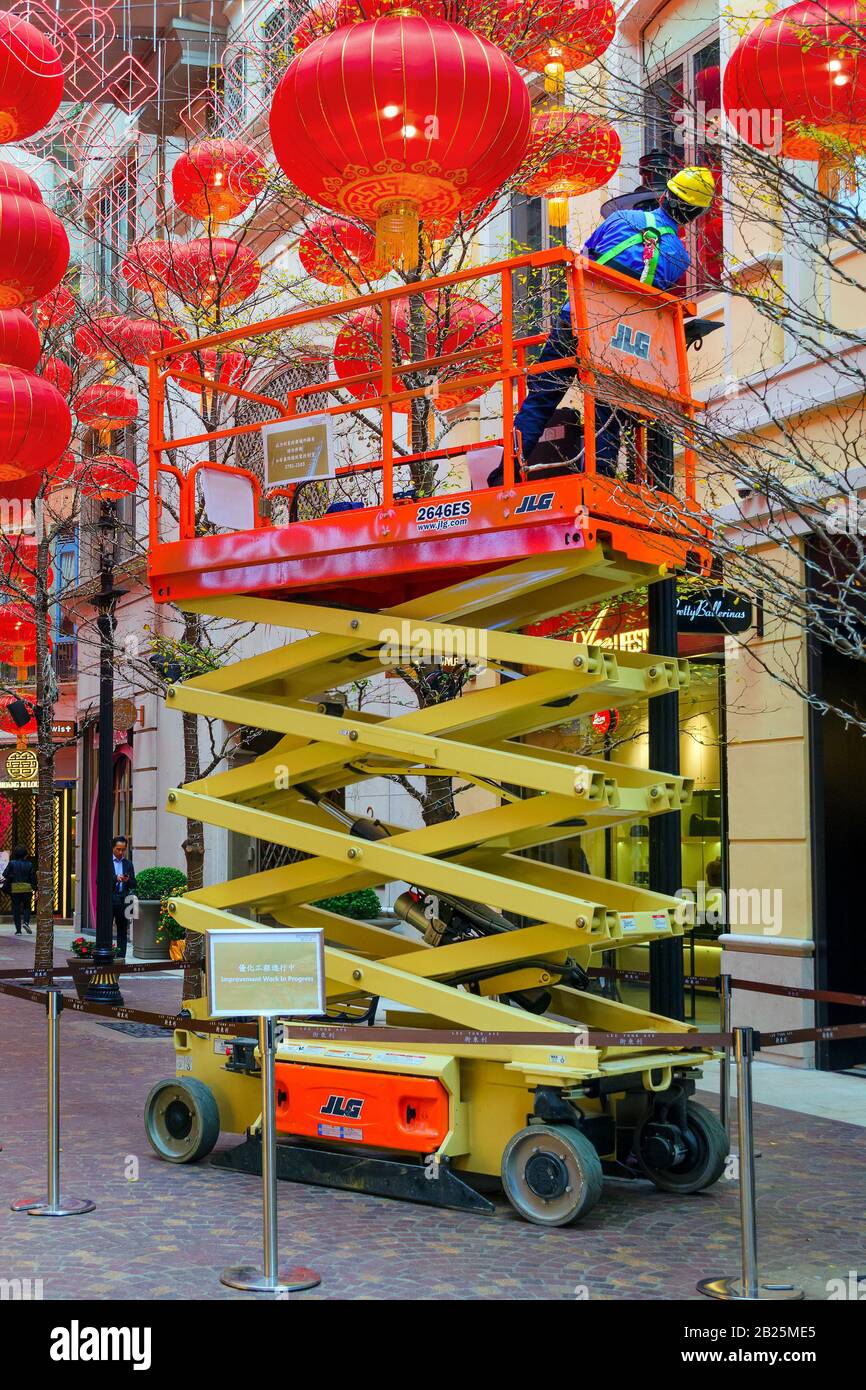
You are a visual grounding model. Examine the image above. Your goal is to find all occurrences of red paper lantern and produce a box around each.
[520,110,622,224]
[74,315,134,366]
[47,449,77,487]
[0,192,69,309]
[0,365,71,480]
[35,283,75,330]
[509,0,616,95]
[41,355,73,395]
[172,140,268,223]
[0,160,42,202]
[123,319,187,366]
[270,17,530,268]
[724,0,866,162]
[0,309,40,369]
[73,383,138,438]
[298,216,385,289]
[334,298,415,411]
[174,237,261,308]
[77,454,138,501]
[0,694,36,737]
[0,534,51,597]
[0,601,36,664]
[121,240,180,303]
[0,13,64,144]
[432,294,500,409]
[171,346,252,393]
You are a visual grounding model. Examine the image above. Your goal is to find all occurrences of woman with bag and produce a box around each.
[3,844,36,935]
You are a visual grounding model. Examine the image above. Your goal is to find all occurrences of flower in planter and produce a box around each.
[70,936,93,958]
[156,889,186,944]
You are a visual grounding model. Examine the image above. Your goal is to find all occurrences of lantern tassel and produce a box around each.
[544,61,565,101]
[548,195,569,227]
[376,200,420,271]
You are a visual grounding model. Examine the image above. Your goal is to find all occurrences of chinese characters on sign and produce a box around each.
[206,929,325,1018]
[261,415,336,487]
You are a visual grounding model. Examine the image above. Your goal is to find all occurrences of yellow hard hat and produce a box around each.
[666,166,715,208]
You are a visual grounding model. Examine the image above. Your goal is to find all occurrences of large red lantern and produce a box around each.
[509,0,616,96]
[432,295,500,409]
[36,283,75,330]
[0,161,42,202]
[171,346,251,395]
[0,309,41,369]
[270,16,531,268]
[520,110,621,224]
[174,237,261,308]
[724,0,866,165]
[74,315,134,368]
[0,13,64,144]
[125,319,187,365]
[77,454,138,501]
[73,383,138,441]
[0,192,69,309]
[42,355,73,395]
[0,601,37,666]
[298,216,385,289]
[121,239,180,304]
[172,140,268,224]
[0,365,71,480]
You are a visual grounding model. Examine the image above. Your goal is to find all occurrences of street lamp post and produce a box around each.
[84,502,126,1007]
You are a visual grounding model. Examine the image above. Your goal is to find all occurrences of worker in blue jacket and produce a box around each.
[491,166,716,484]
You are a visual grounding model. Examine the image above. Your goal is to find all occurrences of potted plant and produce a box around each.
[156,887,186,961]
[68,935,95,1000]
[133,867,187,961]
[313,888,382,920]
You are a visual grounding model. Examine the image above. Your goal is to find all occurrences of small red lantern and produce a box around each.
[0,161,42,202]
[520,110,622,225]
[0,191,69,309]
[0,310,40,370]
[0,694,36,737]
[47,450,77,487]
[73,383,138,441]
[77,454,138,501]
[270,16,530,268]
[298,216,385,289]
[171,346,251,395]
[509,0,616,96]
[724,0,866,166]
[0,365,71,480]
[41,355,73,396]
[0,534,50,597]
[125,319,187,365]
[121,240,180,304]
[333,298,416,411]
[35,283,75,330]
[174,237,261,309]
[0,13,64,144]
[172,140,268,224]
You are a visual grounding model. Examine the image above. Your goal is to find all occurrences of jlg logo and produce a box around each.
[321,1094,364,1119]
[610,322,652,360]
[515,492,555,515]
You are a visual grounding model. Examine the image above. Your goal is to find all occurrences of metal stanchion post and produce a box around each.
[697,1027,802,1301]
[11,988,95,1216]
[719,973,732,1134]
[221,1016,320,1296]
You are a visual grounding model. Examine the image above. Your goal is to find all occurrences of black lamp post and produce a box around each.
[84,502,126,1007]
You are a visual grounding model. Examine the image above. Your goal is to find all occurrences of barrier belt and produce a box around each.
[729,977,866,1009]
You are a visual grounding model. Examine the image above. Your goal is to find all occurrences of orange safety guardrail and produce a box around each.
[148,246,701,551]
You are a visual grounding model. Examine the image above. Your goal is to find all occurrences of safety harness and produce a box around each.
[595,210,676,286]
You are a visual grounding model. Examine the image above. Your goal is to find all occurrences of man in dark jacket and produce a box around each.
[111,835,137,959]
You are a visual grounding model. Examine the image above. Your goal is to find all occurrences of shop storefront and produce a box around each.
[0,725,78,920]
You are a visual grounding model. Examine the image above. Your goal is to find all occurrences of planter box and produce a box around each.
[133,899,171,962]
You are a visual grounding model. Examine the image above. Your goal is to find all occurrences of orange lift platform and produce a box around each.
[142,247,729,1228]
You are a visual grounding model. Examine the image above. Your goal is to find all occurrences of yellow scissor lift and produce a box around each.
[143,249,727,1225]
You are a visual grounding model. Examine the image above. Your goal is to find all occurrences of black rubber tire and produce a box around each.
[144,1077,220,1164]
[501,1124,604,1227]
[635,1100,729,1194]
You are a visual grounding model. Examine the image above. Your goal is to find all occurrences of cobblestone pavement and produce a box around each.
[0,929,863,1301]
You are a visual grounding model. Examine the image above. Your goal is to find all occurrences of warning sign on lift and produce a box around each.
[261,414,336,487]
